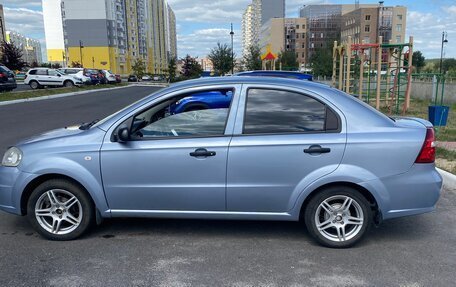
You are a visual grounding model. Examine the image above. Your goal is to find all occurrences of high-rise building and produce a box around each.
[5,31,43,64]
[259,18,307,69]
[0,5,6,45]
[42,0,65,64]
[341,5,407,45]
[300,4,377,59]
[167,4,177,61]
[242,0,285,58]
[43,0,177,74]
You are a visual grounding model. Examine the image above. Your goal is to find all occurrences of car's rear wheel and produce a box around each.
[29,81,40,90]
[64,80,74,88]
[27,179,94,240]
[304,186,372,248]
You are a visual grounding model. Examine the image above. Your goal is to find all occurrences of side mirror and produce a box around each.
[117,126,130,142]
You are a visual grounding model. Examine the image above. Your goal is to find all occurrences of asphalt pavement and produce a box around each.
[0,86,455,286]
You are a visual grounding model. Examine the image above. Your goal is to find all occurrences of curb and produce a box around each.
[437,168,456,191]
[0,84,161,107]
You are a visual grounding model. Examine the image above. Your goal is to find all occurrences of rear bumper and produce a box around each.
[0,82,17,90]
[360,164,442,220]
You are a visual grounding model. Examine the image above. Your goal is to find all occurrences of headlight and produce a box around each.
[2,147,23,167]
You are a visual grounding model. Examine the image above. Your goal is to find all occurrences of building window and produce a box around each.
[364,25,370,32]
[302,52,305,58]
[397,14,403,20]
[396,36,401,43]
[311,42,314,48]
[311,33,314,38]
[365,15,371,21]
[396,24,402,32]
[302,43,305,48]
[320,33,323,38]
[296,24,300,29]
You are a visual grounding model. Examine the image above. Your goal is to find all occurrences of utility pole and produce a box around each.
[92,57,95,68]
[230,23,234,75]
[79,40,84,67]
[439,31,448,75]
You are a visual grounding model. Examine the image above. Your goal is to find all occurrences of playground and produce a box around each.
[331,36,456,172]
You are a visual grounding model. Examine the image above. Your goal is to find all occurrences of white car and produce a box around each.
[58,68,91,85]
[102,70,117,84]
[24,68,83,89]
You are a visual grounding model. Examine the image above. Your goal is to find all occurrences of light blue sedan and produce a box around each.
[0,77,442,247]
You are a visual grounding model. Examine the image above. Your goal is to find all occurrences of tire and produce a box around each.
[64,80,74,88]
[304,186,372,248]
[29,81,40,90]
[27,179,95,241]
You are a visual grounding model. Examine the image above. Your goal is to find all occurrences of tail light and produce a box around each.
[0,73,5,78]
[415,128,436,163]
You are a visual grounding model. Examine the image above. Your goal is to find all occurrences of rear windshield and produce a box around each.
[0,66,12,72]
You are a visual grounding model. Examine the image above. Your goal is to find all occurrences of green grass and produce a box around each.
[0,83,128,102]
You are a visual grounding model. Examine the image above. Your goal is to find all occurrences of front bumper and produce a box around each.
[0,166,35,215]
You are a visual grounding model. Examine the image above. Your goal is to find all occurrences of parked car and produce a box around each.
[102,70,117,84]
[0,77,442,247]
[83,69,101,85]
[0,65,17,92]
[128,75,138,82]
[97,70,108,84]
[115,74,122,83]
[141,75,152,81]
[24,68,83,89]
[59,68,101,85]
[236,70,313,81]
[15,71,27,81]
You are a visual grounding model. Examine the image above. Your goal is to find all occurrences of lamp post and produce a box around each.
[79,40,84,67]
[439,31,448,75]
[230,23,234,75]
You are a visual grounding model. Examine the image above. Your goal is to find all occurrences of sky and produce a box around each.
[2,0,456,61]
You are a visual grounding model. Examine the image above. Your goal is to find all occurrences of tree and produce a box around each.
[0,41,26,71]
[309,47,333,77]
[208,42,235,76]
[166,57,177,82]
[71,61,82,68]
[180,54,202,79]
[442,58,456,74]
[242,45,262,71]
[51,63,62,69]
[30,61,39,68]
[412,51,425,73]
[131,58,146,79]
[278,50,298,71]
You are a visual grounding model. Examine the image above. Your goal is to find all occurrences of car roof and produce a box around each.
[96,76,395,131]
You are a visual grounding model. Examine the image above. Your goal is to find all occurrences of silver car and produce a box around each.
[0,77,442,247]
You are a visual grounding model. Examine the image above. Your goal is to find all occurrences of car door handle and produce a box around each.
[190,148,216,157]
[304,145,331,154]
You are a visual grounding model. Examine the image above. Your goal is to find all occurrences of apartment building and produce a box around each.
[43,0,176,74]
[242,0,285,58]
[341,5,407,45]
[5,31,43,64]
[259,18,307,69]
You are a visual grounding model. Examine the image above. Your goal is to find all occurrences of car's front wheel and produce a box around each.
[304,186,372,248]
[27,179,94,240]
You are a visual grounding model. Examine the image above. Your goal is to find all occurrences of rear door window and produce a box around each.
[243,88,337,134]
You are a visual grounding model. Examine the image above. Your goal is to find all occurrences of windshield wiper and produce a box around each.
[79,119,99,130]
